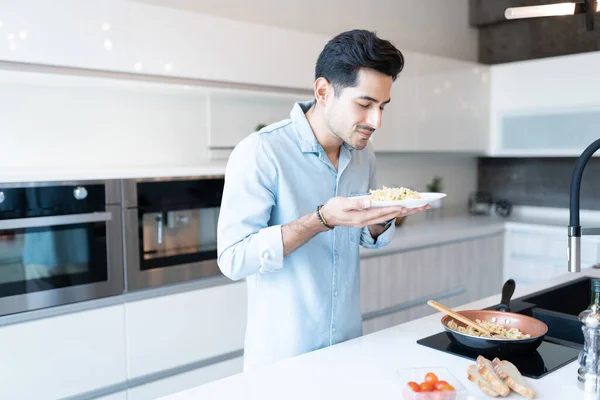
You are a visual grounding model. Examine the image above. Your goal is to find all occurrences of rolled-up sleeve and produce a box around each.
[217,134,283,281]
[359,143,396,249]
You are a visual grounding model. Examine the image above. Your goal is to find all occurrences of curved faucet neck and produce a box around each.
[569,138,600,227]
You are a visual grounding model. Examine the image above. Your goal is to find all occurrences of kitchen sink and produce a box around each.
[518,276,593,317]
[486,276,595,349]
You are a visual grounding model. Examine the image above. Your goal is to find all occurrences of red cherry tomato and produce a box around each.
[434,380,449,390]
[425,372,439,385]
[437,383,456,391]
[407,381,421,392]
[419,382,435,392]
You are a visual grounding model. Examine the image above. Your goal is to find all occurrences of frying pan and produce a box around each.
[440,279,549,355]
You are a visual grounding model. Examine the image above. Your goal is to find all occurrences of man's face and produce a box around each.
[323,68,393,150]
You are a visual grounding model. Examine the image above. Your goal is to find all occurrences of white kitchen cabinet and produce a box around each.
[128,2,326,89]
[0,0,133,73]
[361,233,504,334]
[127,357,243,400]
[363,291,468,335]
[0,304,127,400]
[370,50,419,152]
[124,282,247,380]
[416,54,490,153]
[0,0,327,90]
[207,89,307,149]
[503,226,600,286]
[371,53,490,154]
[489,51,600,157]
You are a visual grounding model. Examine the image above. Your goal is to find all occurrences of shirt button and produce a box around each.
[334,251,339,261]
[261,250,270,260]
[333,290,338,297]
[332,327,336,333]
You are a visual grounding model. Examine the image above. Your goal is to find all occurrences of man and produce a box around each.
[217,29,430,371]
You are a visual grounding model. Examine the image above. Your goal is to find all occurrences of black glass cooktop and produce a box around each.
[417,332,580,379]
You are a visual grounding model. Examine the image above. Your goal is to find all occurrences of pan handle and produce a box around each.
[497,279,516,312]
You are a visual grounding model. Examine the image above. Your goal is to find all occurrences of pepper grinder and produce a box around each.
[578,279,600,398]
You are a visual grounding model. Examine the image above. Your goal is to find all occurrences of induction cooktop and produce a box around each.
[417,331,580,379]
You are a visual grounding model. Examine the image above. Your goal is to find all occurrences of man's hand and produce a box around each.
[320,196,430,228]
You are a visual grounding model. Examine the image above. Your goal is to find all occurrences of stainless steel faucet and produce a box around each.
[568,138,600,272]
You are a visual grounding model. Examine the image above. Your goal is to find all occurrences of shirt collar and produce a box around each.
[291,100,354,154]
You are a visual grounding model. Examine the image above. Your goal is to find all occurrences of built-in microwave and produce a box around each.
[0,180,124,316]
[121,176,224,291]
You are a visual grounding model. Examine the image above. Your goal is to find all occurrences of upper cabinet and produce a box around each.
[0,0,327,91]
[371,52,490,154]
[416,54,490,153]
[128,2,326,89]
[370,50,419,152]
[0,0,133,73]
[489,51,600,157]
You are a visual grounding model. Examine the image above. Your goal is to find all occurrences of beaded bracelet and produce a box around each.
[316,205,334,230]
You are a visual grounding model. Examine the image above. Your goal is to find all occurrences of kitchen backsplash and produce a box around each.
[477,157,600,210]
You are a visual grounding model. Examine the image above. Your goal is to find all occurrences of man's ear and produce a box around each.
[314,77,332,106]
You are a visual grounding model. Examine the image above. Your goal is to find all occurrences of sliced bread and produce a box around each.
[476,355,511,397]
[467,364,500,397]
[492,358,536,399]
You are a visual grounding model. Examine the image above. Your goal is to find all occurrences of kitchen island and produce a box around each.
[159,269,600,400]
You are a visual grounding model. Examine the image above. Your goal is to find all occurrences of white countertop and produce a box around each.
[160,269,599,400]
[360,205,600,258]
[0,164,227,183]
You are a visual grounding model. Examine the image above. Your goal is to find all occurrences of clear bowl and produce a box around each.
[397,366,468,400]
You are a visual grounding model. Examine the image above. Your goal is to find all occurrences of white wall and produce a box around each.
[135,0,478,62]
[0,70,211,169]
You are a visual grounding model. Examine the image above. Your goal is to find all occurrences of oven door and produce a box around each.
[0,206,124,316]
[122,177,224,292]
[124,207,221,291]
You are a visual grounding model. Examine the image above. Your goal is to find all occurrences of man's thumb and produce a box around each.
[355,197,371,210]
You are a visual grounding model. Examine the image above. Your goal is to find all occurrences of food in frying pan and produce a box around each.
[368,186,421,201]
[467,356,536,399]
[446,318,531,339]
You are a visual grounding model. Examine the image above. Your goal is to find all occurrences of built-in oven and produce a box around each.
[122,176,224,291]
[0,180,124,317]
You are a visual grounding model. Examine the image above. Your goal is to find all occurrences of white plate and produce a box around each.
[354,192,447,209]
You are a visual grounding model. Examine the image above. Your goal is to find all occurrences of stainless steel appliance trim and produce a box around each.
[0,59,313,96]
[127,257,223,292]
[121,176,225,208]
[129,174,225,183]
[361,287,466,321]
[0,179,117,188]
[0,179,121,205]
[0,205,124,317]
[121,179,138,209]
[0,211,112,230]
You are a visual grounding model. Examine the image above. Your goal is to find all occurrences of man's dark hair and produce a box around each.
[315,29,404,96]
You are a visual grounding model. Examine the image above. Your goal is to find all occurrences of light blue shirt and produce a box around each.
[217,100,395,371]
